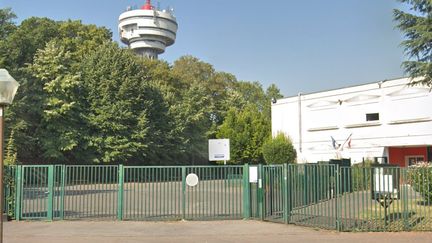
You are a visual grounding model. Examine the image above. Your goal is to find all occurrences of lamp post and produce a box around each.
[0,69,19,243]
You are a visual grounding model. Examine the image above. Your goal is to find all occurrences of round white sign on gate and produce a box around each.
[186,173,199,187]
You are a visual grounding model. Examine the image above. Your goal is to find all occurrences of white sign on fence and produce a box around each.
[374,174,393,193]
[186,173,199,187]
[249,166,258,183]
[208,139,230,161]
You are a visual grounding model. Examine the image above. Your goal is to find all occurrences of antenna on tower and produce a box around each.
[142,0,153,10]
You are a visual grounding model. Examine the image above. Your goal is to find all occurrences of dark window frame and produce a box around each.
[366,113,379,121]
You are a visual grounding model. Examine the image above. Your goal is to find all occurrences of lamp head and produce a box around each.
[0,69,19,105]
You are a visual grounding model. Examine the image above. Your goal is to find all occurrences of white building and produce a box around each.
[118,0,178,59]
[271,77,432,166]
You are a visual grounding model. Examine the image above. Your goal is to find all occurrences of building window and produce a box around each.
[366,113,379,121]
[406,156,425,166]
[374,157,388,164]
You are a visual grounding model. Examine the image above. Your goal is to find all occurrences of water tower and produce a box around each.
[119,0,178,59]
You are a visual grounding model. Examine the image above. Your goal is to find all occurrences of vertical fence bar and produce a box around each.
[59,165,65,220]
[181,166,186,220]
[117,165,124,220]
[47,165,54,221]
[283,164,289,224]
[242,164,250,219]
[335,165,341,231]
[14,165,22,221]
[258,164,264,221]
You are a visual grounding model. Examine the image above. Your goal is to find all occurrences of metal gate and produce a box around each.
[13,164,247,221]
[19,165,53,220]
[287,164,338,229]
[263,165,286,223]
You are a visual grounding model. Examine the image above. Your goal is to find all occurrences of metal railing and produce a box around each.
[4,163,432,232]
[8,164,247,222]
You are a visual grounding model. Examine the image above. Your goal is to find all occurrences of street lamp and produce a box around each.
[0,69,19,243]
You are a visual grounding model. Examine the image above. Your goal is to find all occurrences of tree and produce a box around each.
[1,16,112,164]
[171,56,235,163]
[0,8,16,40]
[0,17,59,70]
[81,43,174,164]
[216,105,270,164]
[264,83,284,117]
[394,0,432,87]
[262,133,297,164]
[30,41,86,163]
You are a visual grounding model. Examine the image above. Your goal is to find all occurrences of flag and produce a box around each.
[331,136,338,149]
[342,133,353,149]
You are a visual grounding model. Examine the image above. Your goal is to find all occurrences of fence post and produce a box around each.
[14,165,22,221]
[335,165,341,231]
[117,164,124,220]
[59,165,66,220]
[242,163,250,219]
[181,166,186,220]
[283,163,290,224]
[258,164,264,220]
[47,165,54,221]
[401,169,409,230]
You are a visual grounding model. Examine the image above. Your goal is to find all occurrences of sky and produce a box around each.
[1,0,407,97]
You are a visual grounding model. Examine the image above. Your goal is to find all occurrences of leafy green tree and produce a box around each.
[171,56,234,163]
[0,16,60,163]
[0,17,59,70]
[1,16,112,164]
[0,8,16,39]
[81,43,173,164]
[264,83,284,117]
[230,81,267,112]
[262,133,297,164]
[30,41,86,163]
[216,105,270,164]
[171,83,212,164]
[394,0,432,87]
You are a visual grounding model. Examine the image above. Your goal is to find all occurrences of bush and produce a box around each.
[350,160,374,191]
[408,162,432,202]
[4,166,16,218]
[262,133,296,164]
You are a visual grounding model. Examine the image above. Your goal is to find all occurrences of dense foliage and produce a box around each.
[262,133,297,164]
[394,0,432,87]
[0,9,283,165]
[408,162,432,201]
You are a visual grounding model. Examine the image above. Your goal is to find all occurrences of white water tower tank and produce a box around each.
[119,0,178,59]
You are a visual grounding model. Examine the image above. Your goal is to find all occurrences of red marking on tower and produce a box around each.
[141,0,153,10]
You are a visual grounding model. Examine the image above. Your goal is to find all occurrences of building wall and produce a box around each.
[272,77,432,165]
[388,147,428,167]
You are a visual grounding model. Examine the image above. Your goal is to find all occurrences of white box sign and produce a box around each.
[208,139,230,161]
[249,166,258,183]
[375,174,393,193]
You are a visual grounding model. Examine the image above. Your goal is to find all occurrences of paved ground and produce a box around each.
[4,220,432,243]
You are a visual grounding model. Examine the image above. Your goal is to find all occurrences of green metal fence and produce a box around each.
[9,164,247,222]
[287,164,338,229]
[262,165,286,223]
[61,165,119,220]
[336,166,432,231]
[4,163,432,232]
